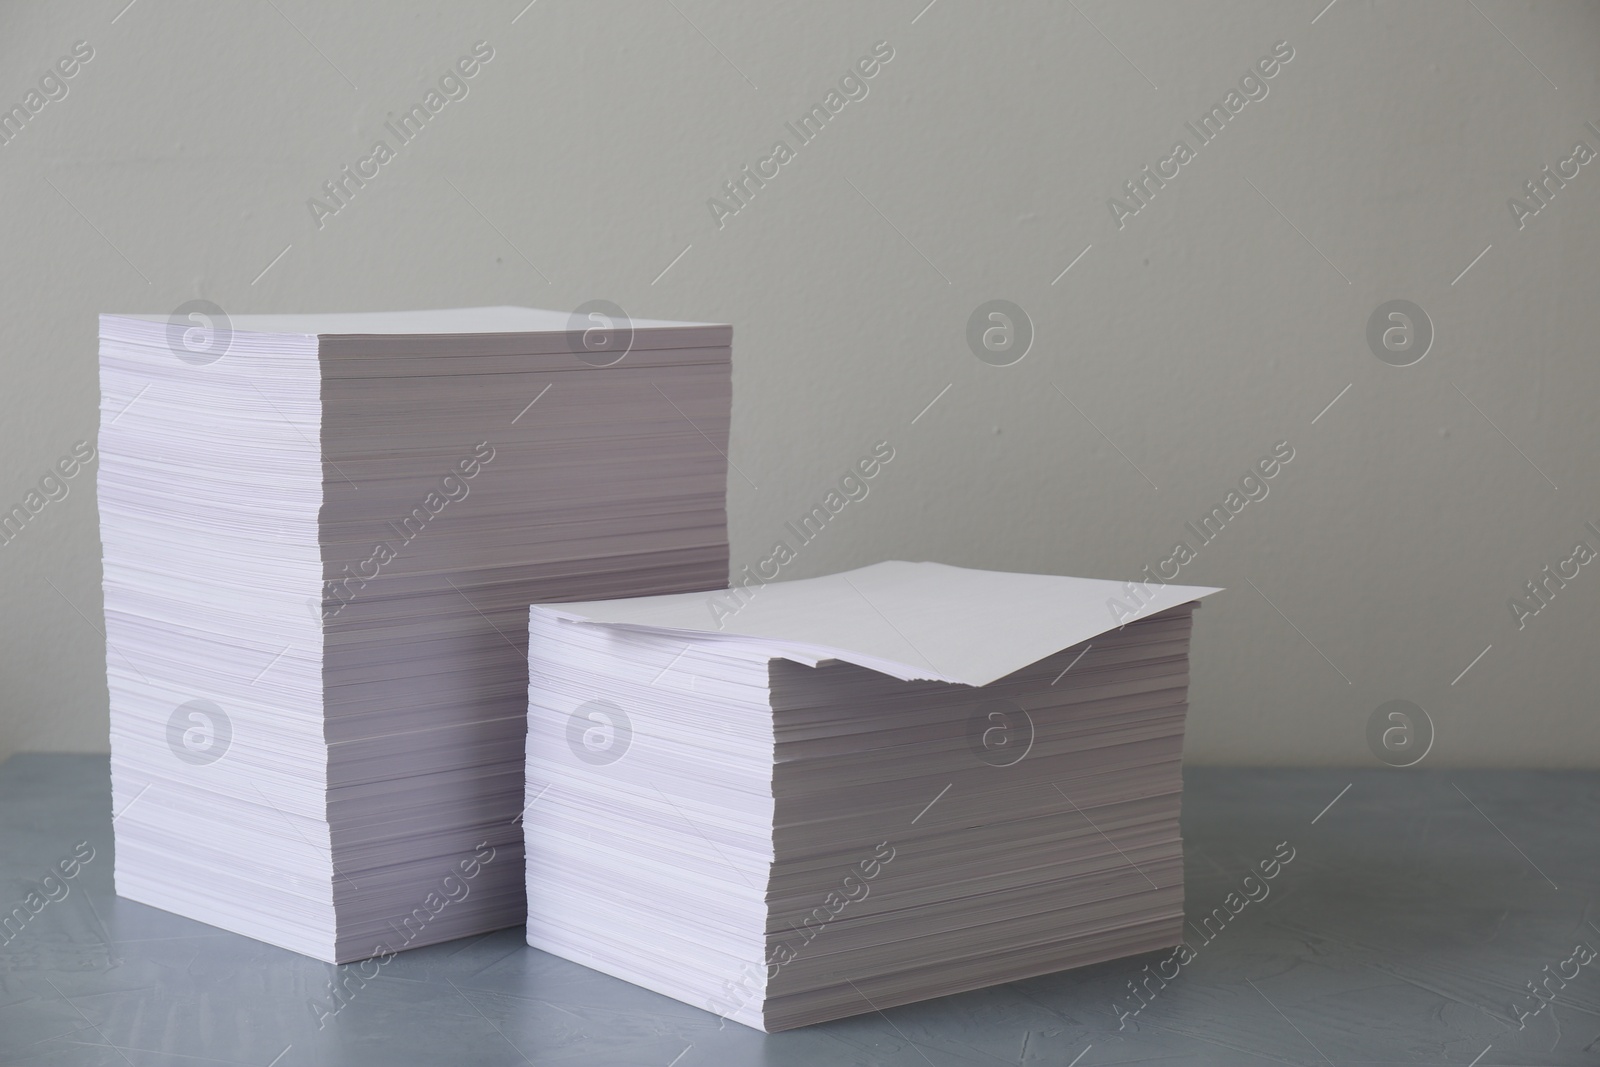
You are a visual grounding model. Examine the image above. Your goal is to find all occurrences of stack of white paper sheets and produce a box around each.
[98,306,730,963]
[524,561,1220,1031]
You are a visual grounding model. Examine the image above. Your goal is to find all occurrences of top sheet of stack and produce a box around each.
[106,307,730,363]
[536,560,1222,686]
[111,306,724,334]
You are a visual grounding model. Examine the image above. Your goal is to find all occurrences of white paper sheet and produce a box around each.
[537,560,1221,687]
[115,306,723,335]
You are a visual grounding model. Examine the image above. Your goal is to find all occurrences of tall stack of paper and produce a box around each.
[98,306,730,963]
[524,561,1219,1031]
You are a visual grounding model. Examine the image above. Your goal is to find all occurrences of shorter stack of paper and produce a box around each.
[523,560,1220,1031]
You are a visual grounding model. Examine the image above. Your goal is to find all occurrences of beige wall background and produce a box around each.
[3,0,1598,766]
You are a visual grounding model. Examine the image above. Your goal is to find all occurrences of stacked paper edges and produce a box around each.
[524,560,1221,1031]
[99,307,731,962]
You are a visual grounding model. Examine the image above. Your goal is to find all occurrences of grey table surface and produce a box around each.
[2,755,1597,1067]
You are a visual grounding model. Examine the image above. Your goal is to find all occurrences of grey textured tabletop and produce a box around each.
[2,755,1597,1067]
